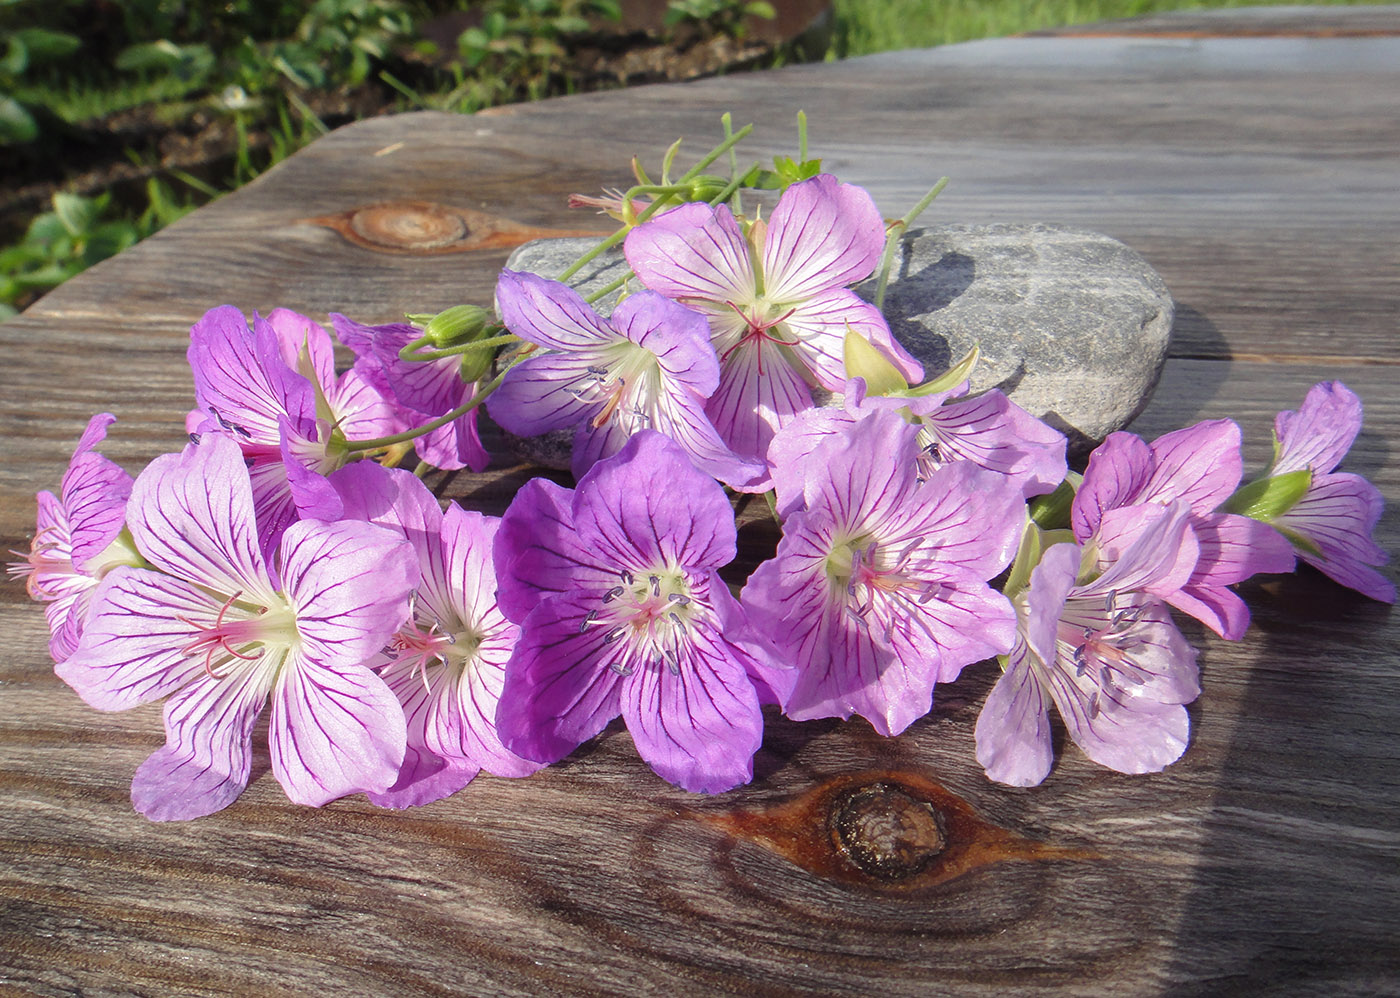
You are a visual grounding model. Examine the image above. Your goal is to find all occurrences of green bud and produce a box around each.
[457,347,493,385]
[421,305,492,349]
[1219,469,1312,521]
[684,174,732,203]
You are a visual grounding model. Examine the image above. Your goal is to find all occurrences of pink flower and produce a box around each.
[975,506,1202,787]
[56,436,417,820]
[332,463,543,808]
[742,410,1022,736]
[10,414,139,662]
[1072,420,1295,639]
[625,174,922,488]
[1266,381,1393,602]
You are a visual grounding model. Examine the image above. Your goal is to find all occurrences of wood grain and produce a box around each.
[1,10,1397,995]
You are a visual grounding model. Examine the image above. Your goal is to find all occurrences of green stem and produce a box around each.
[344,365,511,453]
[875,177,949,311]
[399,331,517,363]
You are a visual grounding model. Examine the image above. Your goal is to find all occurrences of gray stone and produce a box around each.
[503,224,1174,462]
[862,224,1173,457]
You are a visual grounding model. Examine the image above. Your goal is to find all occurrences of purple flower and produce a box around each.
[55,435,417,821]
[333,313,489,472]
[1071,420,1296,639]
[768,376,1067,519]
[492,430,791,793]
[331,463,542,808]
[1267,381,1393,602]
[742,410,1022,736]
[624,174,922,486]
[488,270,762,487]
[10,414,139,661]
[975,505,1202,787]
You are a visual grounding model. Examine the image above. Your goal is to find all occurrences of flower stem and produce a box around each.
[874,177,949,312]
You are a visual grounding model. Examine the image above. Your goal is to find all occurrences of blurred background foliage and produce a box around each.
[0,0,1387,317]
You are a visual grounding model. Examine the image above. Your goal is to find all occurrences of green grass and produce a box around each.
[830,0,1393,56]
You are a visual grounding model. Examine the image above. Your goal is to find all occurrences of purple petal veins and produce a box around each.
[55,435,416,820]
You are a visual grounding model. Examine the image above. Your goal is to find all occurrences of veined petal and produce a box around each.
[366,742,478,809]
[613,291,721,398]
[493,477,620,620]
[573,431,737,573]
[496,269,617,351]
[920,390,1068,499]
[974,639,1054,787]
[705,338,814,484]
[624,201,756,304]
[331,367,412,443]
[645,385,767,489]
[188,305,314,445]
[496,591,628,765]
[781,289,922,390]
[1086,502,1199,601]
[263,308,335,390]
[55,568,220,711]
[278,518,417,664]
[1143,419,1242,514]
[766,404,860,519]
[619,622,763,793]
[489,349,610,437]
[1277,472,1394,602]
[762,175,885,300]
[1273,381,1363,476]
[61,414,133,571]
[269,653,408,805]
[1072,431,1154,541]
[130,666,267,820]
[125,436,274,601]
[1192,512,1297,586]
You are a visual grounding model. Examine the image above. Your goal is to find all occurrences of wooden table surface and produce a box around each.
[2,7,1397,995]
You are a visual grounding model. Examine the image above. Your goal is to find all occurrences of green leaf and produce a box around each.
[1,34,28,76]
[1219,469,1312,521]
[14,28,80,62]
[53,192,102,238]
[0,95,37,145]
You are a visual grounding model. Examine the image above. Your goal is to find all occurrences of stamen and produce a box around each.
[667,593,690,605]
[579,609,599,633]
[619,570,634,586]
[603,626,627,644]
[609,660,635,677]
[1087,692,1101,720]
[603,586,625,603]
[649,575,660,597]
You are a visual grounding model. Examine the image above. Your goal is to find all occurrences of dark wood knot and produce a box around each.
[831,782,946,881]
[349,201,468,251]
[303,201,603,256]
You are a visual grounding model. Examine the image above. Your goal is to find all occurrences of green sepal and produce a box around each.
[897,345,980,398]
[843,326,908,396]
[1003,518,1074,602]
[1219,468,1311,521]
[1027,472,1081,531]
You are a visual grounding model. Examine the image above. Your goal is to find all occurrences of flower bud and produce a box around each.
[422,305,492,349]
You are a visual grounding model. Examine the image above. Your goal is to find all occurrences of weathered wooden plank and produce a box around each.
[1,13,1397,996]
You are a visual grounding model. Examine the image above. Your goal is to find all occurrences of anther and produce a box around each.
[603,626,627,644]
[609,660,635,676]
[649,575,660,597]
[579,609,599,633]
[620,570,634,586]
[603,586,625,603]
[667,593,690,605]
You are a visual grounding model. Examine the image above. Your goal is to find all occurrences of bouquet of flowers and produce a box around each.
[14,117,1391,822]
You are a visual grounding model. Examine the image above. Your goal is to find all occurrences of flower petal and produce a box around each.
[269,653,407,805]
[125,436,274,602]
[495,592,627,765]
[496,269,617,351]
[1144,419,1242,514]
[619,622,763,793]
[55,568,217,711]
[1278,472,1394,602]
[974,639,1054,787]
[762,175,885,301]
[624,201,755,304]
[1072,431,1154,541]
[572,430,737,573]
[130,668,266,821]
[1273,381,1363,476]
